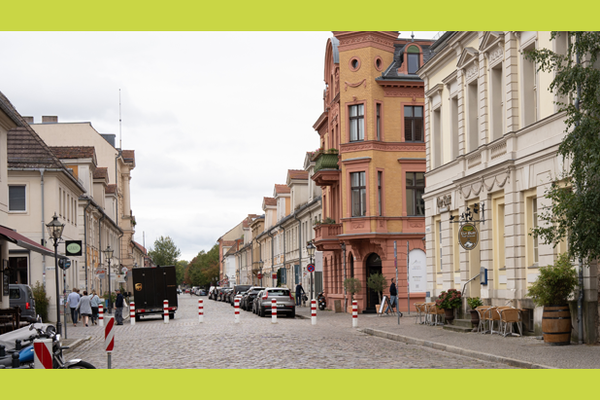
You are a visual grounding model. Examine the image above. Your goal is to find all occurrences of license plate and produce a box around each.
[277,304,285,308]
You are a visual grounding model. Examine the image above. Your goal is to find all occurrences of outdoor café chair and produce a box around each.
[427,303,445,326]
[499,307,523,337]
[490,306,512,335]
[475,306,492,333]
[414,302,427,324]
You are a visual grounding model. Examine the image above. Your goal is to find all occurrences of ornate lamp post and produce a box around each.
[306,241,316,301]
[46,213,65,335]
[103,245,114,314]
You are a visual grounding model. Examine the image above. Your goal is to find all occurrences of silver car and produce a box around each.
[255,287,295,318]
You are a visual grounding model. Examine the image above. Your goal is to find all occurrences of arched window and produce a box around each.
[407,45,420,74]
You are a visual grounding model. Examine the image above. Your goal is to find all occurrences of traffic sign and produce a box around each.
[307,264,315,273]
[257,273,262,279]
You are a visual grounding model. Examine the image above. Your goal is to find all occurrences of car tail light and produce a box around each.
[262,292,269,300]
[289,292,294,301]
[26,302,30,310]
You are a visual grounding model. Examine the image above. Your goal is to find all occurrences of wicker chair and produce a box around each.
[499,307,523,337]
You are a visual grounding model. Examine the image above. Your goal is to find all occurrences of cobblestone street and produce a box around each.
[64,295,513,369]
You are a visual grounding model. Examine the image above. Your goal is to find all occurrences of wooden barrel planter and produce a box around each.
[542,305,572,345]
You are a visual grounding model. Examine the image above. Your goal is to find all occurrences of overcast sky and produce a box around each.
[0,31,439,262]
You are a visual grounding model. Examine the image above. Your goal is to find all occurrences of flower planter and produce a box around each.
[470,309,480,327]
[444,308,455,324]
[542,305,572,345]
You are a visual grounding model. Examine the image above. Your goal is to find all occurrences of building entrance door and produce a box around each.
[365,253,382,312]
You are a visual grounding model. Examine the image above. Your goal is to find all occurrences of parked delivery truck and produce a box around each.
[126,266,178,321]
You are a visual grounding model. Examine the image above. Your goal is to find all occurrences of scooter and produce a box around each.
[317,292,326,310]
[0,322,95,369]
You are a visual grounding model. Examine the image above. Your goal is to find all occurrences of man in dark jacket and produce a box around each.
[384,279,397,314]
[115,289,124,325]
[295,282,306,306]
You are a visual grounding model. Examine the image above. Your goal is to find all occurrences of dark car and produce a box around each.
[217,288,232,302]
[255,287,296,318]
[241,287,265,311]
[252,290,265,314]
[9,284,36,323]
[228,285,253,306]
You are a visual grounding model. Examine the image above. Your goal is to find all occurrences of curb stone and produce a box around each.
[360,328,554,369]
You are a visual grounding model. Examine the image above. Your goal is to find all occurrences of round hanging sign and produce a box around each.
[458,223,479,250]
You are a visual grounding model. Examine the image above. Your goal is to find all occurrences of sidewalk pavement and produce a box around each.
[294,304,600,369]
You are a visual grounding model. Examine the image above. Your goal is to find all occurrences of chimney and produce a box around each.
[42,116,58,123]
[22,116,34,124]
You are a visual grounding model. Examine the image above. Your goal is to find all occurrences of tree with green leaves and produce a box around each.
[148,236,181,266]
[175,260,187,286]
[367,273,387,305]
[186,244,220,287]
[526,32,600,261]
[343,277,362,301]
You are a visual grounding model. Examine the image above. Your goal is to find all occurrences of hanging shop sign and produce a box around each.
[65,240,82,256]
[458,223,479,250]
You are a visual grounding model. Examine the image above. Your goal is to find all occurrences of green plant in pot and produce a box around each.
[527,252,578,345]
[467,297,483,328]
[435,288,462,324]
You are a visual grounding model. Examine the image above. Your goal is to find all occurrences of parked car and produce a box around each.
[240,287,265,311]
[255,287,295,318]
[228,285,253,306]
[208,286,218,300]
[196,289,208,296]
[9,284,36,323]
[251,290,265,314]
[217,288,232,302]
[177,288,182,295]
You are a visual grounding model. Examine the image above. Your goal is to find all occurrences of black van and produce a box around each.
[9,284,37,323]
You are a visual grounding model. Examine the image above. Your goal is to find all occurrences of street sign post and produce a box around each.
[307,264,315,273]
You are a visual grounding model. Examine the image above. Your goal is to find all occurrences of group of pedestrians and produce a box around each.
[66,288,103,327]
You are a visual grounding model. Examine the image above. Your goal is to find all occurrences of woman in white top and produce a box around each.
[90,290,102,325]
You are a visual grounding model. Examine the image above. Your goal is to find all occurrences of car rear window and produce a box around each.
[268,289,290,296]
[9,288,20,299]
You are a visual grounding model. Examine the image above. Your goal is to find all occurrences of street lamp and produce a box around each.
[46,213,65,335]
[103,245,114,314]
[306,241,316,301]
[259,259,264,286]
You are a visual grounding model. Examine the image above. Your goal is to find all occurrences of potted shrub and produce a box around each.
[344,278,362,313]
[467,297,483,327]
[527,252,578,345]
[367,273,387,313]
[435,288,462,324]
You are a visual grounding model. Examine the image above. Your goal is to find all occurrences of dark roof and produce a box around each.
[0,92,25,127]
[8,127,68,170]
[50,146,95,160]
[378,41,434,81]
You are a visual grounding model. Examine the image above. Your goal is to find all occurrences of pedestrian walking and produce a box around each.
[115,289,124,325]
[66,288,81,326]
[384,278,398,314]
[77,291,93,327]
[295,282,305,306]
[90,290,101,325]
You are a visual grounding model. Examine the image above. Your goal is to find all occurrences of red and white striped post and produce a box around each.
[311,299,317,325]
[105,315,115,369]
[33,338,53,369]
[198,299,204,323]
[98,303,104,327]
[352,300,358,328]
[234,296,240,324]
[271,298,277,323]
[163,299,169,323]
[130,302,135,325]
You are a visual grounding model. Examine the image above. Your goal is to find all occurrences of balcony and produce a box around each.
[314,223,342,251]
[312,152,340,187]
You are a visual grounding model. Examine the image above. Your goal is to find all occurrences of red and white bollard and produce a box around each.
[352,300,358,328]
[271,298,277,324]
[163,299,169,323]
[198,299,204,323]
[33,338,53,369]
[105,315,115,369]
[130,302,135,325]
[234,296,240,324]
[98,303,104,327]
[311,299,317,325]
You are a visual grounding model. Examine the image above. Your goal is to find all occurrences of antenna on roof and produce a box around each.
[411,31,415,41]
[119,88,122,150]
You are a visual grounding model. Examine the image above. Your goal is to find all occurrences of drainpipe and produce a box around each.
[293,214,302,284]
[99,214,105,297]
[281,226,286,287]
[39,168,46,287]
[83,199,93,292]
[267,230,275,287]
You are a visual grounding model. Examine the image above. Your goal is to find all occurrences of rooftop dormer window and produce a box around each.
[407,45,420,74]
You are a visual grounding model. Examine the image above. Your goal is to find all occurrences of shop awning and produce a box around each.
[0,225,56,257]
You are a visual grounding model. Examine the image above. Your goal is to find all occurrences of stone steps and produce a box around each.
[443,318,477,333]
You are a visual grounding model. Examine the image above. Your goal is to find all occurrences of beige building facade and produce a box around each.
[418,31,598,342]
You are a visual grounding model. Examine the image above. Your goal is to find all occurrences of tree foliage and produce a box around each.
[186,244,220,287]
[527,253,578,306]
[175,260,187,286]
[148,236,181,266]
[526,32,600,261]
[343,277,362,300]
[367,273,387,305]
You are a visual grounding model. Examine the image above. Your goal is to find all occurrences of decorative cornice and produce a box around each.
[342,141,426,153]
[345,79,366,91]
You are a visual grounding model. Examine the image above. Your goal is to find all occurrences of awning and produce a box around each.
[0,225,56,257]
